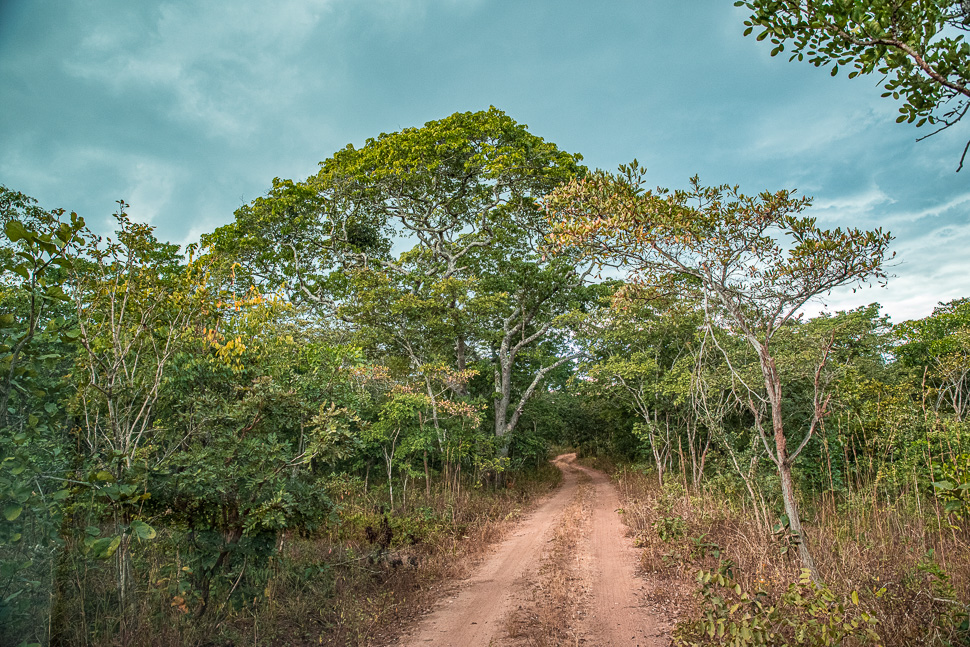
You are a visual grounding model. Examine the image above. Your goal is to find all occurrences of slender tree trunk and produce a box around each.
[725,440,767,532]
[116,521,134,645]
[779,459,819,578]
[384,451,394,509]
[456,335,467,375]
[764,352,820,581]
[403,472,409,510]
[424,450,430,496]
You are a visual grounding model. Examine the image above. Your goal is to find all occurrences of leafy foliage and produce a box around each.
[1,100,969,645]
[674,567,880,646]
[734,0,970,169]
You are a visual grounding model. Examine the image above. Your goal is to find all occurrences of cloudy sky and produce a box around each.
[1,0,967,322]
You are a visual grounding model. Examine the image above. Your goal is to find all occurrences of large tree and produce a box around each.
[547,166,893,580]
[735,0,970,169]
[206,108,591,453]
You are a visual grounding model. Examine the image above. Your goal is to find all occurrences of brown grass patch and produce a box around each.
[605,464,970,647]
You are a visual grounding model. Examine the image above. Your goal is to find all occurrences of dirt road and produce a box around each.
[398,454,666,646]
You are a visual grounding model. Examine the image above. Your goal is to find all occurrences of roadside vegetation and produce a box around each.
[2,83,968,647]
[572,291,970,646]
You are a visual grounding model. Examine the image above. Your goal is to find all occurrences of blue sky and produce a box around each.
[1,0,967,322]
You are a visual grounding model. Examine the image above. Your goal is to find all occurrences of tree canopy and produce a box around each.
[546,164,893,579]
[2,99,969,645]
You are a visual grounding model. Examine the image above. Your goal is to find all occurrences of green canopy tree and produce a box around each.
[895,297,970,420]
[70,205,211,634]
[149,295,363,617]
[207,108,591,454]
[547,166,893,581]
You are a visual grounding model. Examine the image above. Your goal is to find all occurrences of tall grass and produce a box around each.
[609,453,970,646]
[38,464,562,647]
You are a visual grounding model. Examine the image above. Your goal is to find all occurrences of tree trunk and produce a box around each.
[779,459,819,580]
[763,351,821,582]
[384,452,394,509]
[456,335,467,374]
[424,450,430,496]
[116,529,134,645]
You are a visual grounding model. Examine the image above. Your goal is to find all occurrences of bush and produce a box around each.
[674,567,881,646]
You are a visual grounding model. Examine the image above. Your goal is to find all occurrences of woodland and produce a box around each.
[2,2,970,646]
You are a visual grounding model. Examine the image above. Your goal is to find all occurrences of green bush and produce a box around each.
[916,552,970,646]
[674,567,880,646]
[933,454,970,527]
[653,515,687,543]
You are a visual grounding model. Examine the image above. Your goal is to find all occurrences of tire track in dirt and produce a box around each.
[398,454,580,646]
[505,469,593,646]
[573,462,665,646]
[396,454,664,647]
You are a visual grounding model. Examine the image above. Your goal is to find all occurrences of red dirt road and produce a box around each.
[397,454,665,646]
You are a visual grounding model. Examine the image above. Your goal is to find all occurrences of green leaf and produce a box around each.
[4,220,30,243]
[88,535,121,559]
[4,588,25,604]
[103,535,122,558]
[130,519,157,540]
[3,504,23,521]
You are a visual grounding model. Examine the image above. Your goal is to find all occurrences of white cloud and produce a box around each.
[811,185,896,225]
[876,191,970,228]
[812,215,970,322]
[18,144,187,231]
[65,0,338,138]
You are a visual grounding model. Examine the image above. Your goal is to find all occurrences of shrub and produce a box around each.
[674,567,881,646]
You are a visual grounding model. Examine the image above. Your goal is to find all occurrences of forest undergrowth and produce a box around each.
[47,465,562,647]
[589,454,970,647]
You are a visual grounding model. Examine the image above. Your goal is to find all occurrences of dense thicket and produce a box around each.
[1,109,968,646]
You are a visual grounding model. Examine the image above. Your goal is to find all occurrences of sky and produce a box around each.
[1,0,967,323]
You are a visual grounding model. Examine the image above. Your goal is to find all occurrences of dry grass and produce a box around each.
[46,465,563,647]
[247,465,565,646]
[506,471,592,647]
[607,464,970,647]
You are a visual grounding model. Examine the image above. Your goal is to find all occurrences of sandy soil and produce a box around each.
[396,454,667,646]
